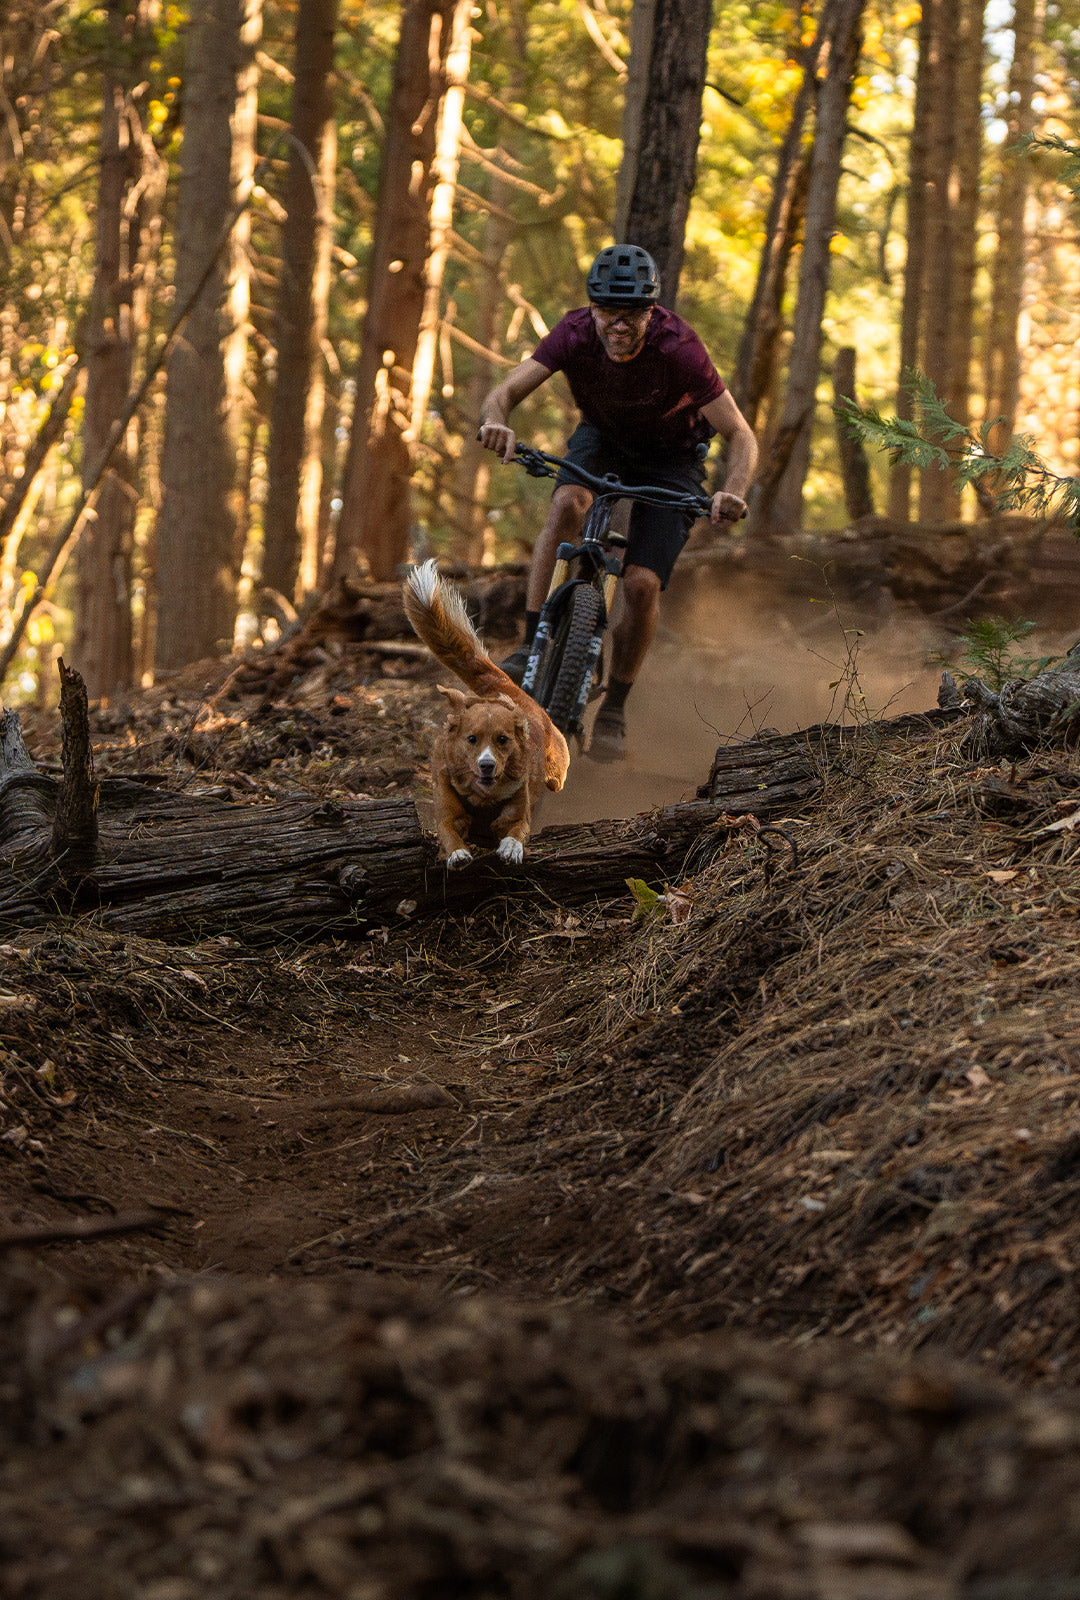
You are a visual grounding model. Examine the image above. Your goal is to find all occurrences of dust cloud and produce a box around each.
[547,565,951,826]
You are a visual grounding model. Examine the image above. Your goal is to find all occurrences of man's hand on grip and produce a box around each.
[710,489,748,525]
[478,420,517,464]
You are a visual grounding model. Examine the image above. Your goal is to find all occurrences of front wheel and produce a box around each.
[536,582,604,735]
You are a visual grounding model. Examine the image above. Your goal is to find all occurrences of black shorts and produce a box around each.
[553,423,708,589]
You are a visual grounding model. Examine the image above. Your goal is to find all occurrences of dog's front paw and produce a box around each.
[496,836,524,867]
[445,848,473,870]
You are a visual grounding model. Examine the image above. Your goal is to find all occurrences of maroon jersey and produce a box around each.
[531,306,726,459]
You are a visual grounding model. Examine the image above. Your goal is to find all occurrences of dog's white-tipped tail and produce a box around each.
[403,557,509,692]
[406,557,440,610]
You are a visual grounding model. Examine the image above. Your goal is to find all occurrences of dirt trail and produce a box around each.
[7,577,1080,1596]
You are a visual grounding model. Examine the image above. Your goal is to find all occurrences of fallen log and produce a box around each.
[0,667,966,941]
[961,649,1080,755]
[698,703,965,809]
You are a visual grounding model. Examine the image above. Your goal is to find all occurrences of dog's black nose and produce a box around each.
[478,757,496,779]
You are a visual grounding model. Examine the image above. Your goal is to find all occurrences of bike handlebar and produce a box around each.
[511,443,717,520]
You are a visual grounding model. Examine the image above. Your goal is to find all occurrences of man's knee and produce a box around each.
[621,564,662,613]
[550,483,592,525]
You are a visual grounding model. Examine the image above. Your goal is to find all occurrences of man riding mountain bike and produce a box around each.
[477,243,758,762]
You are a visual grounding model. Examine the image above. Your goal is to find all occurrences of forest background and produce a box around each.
[1,0,1078,707]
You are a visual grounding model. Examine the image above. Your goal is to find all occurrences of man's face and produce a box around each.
[590,303,652,362]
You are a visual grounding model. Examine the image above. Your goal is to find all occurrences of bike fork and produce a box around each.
[520,616,551,694]
[569,630,605,732]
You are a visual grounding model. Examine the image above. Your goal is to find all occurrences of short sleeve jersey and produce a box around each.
[531,306,726,459]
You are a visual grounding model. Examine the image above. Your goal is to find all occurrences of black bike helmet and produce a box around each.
[586,244,661,307]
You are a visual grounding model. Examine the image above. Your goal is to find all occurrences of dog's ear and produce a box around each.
[495,692,529,739]
[437,686,469,716]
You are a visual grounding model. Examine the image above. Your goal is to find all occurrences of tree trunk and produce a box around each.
[51,659,99,859]
[918,0,961,522]
[748,0,865,538]
[0,7,61,274]
[613,0,655,243]
[888,0,936,523]
[333,0,462,585]
[449,208,514,567]
[943,0,986,486]
[731,81,814,436]
[449,0,524,567]
[409,0,472,441]
[74,0,159,701]
[154,0,261,672]
[961,650,1080,756]
[262,0,339,607]
[614,0,711,308]
[832,346,875,521]
[983,0,1038,465]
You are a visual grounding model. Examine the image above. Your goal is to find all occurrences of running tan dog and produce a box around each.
[403,560,570,868]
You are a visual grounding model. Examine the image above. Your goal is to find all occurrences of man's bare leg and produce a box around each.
[608,563,661,682]
[525,484,592,611]
[591,563,661,761]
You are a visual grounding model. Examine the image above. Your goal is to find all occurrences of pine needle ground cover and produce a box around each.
[5,641,1080,1594]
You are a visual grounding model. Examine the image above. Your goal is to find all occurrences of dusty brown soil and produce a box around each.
[5,594,1080,1597]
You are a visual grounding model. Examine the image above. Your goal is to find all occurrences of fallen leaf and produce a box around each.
[1040,806,1080,835]
[664,886,694,925]
[986,870,1018,884]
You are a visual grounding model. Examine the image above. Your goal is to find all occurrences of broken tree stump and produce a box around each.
[52,657,99,860]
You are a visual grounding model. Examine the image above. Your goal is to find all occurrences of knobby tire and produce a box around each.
[538,582,604,734]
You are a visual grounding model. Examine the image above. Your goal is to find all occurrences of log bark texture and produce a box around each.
[962,655,1080,756]
[0,676,965,941]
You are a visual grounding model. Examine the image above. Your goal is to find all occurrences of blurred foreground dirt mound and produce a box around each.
[5,1269,1080,1600]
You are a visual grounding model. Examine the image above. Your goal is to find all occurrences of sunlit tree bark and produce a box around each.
[984,0,1039,462]
[74,0,163,700]
[614,0,710,307]
[332,0,464,585]
[749,0,865,537]
[920,0,986,522]
[262,0,338,607]
[887,0,937,522]
[448,0,526,567]
[154,0,261,673]
[409,0,472,440]
[732,42,818,437]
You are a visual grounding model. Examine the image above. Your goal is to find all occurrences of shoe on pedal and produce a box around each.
[588,708,627,763]
[499,644,531,685]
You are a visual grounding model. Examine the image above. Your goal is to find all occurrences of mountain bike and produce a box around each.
[510,444,714,739]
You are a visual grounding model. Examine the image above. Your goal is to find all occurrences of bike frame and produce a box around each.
[511,444,714,735]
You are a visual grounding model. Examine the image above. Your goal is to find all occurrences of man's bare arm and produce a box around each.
[701,391,759,524]
[478,359,553,463]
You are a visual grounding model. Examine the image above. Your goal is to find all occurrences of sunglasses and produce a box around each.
[591,304,652,325]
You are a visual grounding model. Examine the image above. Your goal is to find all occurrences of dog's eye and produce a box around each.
[466,734,478,744]
[496,734,509,745]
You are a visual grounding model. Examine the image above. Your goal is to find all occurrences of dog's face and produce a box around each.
[436,688,530,799]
